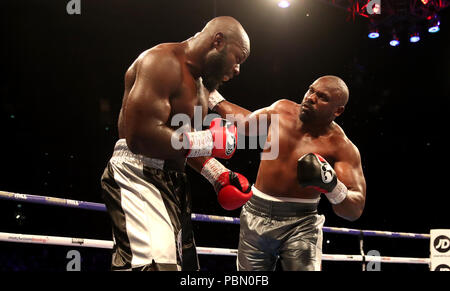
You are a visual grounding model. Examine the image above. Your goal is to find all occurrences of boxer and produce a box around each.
[100,16,252,271]
[210,75,367,270]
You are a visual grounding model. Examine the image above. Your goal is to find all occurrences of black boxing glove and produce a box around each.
[297,153,348,205]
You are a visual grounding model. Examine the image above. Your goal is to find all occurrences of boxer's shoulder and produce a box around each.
[269,99,298,114]
[330,123,361,162]
[133,45,184,90]
[138,45,182,72]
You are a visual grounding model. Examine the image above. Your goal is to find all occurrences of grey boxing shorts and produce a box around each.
[238,186,325,271]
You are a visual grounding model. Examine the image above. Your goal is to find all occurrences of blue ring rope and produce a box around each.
[0,190,430,239]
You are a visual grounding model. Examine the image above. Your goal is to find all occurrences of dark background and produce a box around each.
[1,0,449,271]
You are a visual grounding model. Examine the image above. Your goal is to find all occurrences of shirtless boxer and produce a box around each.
[100,16,252,271]
[209,75,367,270]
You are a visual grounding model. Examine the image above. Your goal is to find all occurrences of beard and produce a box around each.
[202,48,228,91]
[299,103,317,123]
[299,111,314,123]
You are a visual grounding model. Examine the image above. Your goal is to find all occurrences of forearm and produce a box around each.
[214,100,252,119]
[187,156,210,174]
[127,125,188,160]
[214,101,250,135]
[332,190,365,221]
[215,101,270,136]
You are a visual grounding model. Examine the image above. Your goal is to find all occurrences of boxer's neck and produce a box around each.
[183,36,209,79]
[300,120,334,137]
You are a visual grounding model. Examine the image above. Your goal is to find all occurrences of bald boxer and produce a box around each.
[100,16,252,271]
[210,75,367,270]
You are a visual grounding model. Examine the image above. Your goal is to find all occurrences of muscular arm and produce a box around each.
[124,51,187,159]
[332,144,367,221]
[187,156,209,174]
[213,97,283,135]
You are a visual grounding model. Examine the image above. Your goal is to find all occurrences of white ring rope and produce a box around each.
[0,232,430,264]
[0,190,433,267]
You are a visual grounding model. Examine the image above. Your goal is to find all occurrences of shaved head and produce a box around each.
[193,16,250,91]
[201,16,250,57]
[300,75,350,125]
[315,75,349,107]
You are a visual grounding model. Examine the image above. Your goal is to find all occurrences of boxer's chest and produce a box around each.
[169,77,208,127]
[271,119,336,164]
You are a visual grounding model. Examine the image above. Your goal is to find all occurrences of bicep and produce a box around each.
[125,87,171,139]
[124,55,180,147]
[334,148,366,194]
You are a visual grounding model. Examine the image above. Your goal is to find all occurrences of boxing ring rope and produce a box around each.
[0,232,429,264]
[0,190,431,267]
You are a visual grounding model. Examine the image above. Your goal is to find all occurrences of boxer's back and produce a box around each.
[255,99,350,199]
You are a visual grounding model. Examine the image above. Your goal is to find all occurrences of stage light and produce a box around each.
[278,0,291,8]
[368,30,379,39]
[429,25,440,33]
[389,31,400,46]
[409,33,420,43]
[389,39,400,46]
[428,20,441,33]
[389,37,400,47]
[421,0,429,5]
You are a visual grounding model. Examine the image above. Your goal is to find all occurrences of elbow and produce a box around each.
[334,203,364,222]
[125,136,142,155]
[346,211,362,222]
[338,210,362,222]
[346,205,364,222]
[341,191,365,221]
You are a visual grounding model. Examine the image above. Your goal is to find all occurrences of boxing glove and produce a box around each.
[297,153,347,205]
[184,118,237,159]
[201,158,252,210]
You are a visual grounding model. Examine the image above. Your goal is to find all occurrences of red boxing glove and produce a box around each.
[201,158,253,210]
[216,172,252,210]
[209,118,237,159]
[184,118,237,159]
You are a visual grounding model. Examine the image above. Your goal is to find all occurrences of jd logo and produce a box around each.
[434,236,450,253]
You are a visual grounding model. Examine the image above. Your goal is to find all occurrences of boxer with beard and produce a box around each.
[100,16,252,271]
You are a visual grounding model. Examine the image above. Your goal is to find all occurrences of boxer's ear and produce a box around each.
[212,32,226,50]
[334,105,345,118]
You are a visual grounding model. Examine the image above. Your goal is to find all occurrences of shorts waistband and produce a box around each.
[246,186,319,217]
[111,139,178,171]
[252,186,321,204]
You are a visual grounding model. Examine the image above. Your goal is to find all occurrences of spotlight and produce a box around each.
[368,30,380,39]
[389,33,399,46]
[278,0,291,8]
[409,33,420,43]
[389,39,400,46]
[428,25,440,33]
[428,20,440,33]
[389,38,400,47]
